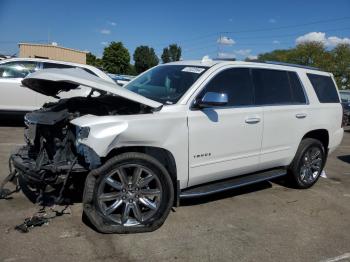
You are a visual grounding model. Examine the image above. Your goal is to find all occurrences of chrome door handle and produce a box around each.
[296,113,307,119]
[245,117,261,124]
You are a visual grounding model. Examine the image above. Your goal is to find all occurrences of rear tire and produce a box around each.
[82,152,174,234]
[288,138,326,189]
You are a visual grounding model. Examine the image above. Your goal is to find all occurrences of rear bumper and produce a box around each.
[328,128,344,154]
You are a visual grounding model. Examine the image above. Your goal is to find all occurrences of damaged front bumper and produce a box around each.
[11,146,87,187]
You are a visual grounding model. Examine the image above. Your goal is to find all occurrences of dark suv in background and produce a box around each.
[340,90,350,126]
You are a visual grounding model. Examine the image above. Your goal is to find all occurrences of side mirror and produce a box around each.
[196,92,228,108]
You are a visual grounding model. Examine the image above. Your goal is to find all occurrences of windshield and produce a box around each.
[125,65,208,104]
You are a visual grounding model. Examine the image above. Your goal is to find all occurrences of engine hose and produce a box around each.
[55,157,77,204]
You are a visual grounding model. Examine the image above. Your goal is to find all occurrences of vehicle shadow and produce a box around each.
[338,155,350,164]
[202,108,219,122]
[180,181,273,206]
[0,115,25,127]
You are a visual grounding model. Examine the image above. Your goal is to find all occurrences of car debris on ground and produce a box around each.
[0,159,72,233]
[15,205,70,233]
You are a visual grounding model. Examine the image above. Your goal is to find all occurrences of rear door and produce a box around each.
[0,61,39,112]
[252,68,309,169]
[188,67,263,186]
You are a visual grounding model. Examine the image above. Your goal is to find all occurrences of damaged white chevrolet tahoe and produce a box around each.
[8,60,344,233]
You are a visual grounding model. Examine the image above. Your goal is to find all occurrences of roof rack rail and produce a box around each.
[264,61,322,71]
[213,58,236,61]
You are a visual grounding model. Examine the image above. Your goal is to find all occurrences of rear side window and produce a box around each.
[253,69,293,105]
[43,63,98,77]
[252,69,307,105]
[0,61,38,78]
[200,68,254,106]
[307,74,339,103]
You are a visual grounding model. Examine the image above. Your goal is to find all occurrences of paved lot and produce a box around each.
[0,124,349,262]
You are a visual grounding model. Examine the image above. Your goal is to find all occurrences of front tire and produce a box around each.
[83,152,174,233]
[288,138,326,189]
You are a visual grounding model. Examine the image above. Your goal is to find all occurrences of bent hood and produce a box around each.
[22,68,162,109]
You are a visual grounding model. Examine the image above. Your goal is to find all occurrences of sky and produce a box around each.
[1,0,350,61]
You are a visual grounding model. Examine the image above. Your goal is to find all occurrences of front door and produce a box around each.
[187,67,263,187]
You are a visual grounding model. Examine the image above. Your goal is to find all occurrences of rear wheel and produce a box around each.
[288,138,326,189]
[83,152,174,233]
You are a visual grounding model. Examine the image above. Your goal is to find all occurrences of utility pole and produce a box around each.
[217,32,221,58]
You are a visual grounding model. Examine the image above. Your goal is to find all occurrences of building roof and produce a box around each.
[1,57,89,67]
[18,42,88,54]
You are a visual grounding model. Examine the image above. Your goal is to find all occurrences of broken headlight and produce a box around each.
[76,126,90,140]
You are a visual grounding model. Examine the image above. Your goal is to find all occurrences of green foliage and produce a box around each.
[169,44,182,61]
[125,64,137,76]
[161,44,181,63]
[133,45,159,74]
[257,42,350,89]
[257,49,293,63]
[331,44,350,89]
[102,41,131,74]
[86,52,103,68]
[161,48,171,63]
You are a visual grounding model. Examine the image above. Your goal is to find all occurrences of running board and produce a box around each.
[180,168,287,199]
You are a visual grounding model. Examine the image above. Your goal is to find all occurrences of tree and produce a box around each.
[126,64,137,76]
[169,44,181,61]
[255,42,350,89]
[86,52,103,68]
[331,44,350,89]
[289,42,332,70]
[161,48,171,63]
[102,42,130,74]
[161,44,181,63]
[257,49,292,63]
[133,45,159,74]
[257,42,330,68]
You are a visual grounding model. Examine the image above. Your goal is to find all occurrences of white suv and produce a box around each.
[8,60,344,233]
[0,58,115,115]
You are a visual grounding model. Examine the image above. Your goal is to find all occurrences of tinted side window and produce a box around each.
[288,72,307,104]
[307,73,339,103]
[253,69,292,105]
[200,68,254,106]
[43,63,75,69]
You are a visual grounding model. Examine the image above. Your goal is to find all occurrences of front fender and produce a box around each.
[71,114,128,156]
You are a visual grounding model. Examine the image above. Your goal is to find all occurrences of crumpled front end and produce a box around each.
[6,89,154,203]
[10,109,90,203]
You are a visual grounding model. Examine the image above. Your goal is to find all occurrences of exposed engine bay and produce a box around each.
[8,94,152,204]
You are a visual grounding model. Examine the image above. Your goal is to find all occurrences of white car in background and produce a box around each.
[0,58,115,115]
[108,73,136,86]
